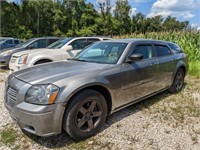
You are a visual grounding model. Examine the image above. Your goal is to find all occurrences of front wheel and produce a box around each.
[63,89,108,140]
[168,68,185,93]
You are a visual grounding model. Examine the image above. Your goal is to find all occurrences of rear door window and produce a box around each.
[154,45,171,57]
[37,39,47,48]
[14,40,19,44]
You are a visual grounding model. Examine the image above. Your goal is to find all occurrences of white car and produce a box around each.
[9,37,111,72]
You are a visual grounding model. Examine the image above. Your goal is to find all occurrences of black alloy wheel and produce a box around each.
[169,68,185,93]
[63,89,108,140]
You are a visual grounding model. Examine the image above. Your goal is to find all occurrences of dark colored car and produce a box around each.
[4,39,188,140]
[0,37,60,66]
[0,37,23,50]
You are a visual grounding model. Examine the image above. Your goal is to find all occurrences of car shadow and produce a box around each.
[0,65,9,70]
[23,86,186,149]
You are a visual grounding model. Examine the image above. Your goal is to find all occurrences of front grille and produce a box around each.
[6,86,17,107]
[10,56,18,63]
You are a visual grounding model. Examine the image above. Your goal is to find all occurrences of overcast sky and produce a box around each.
[6,0,200,29]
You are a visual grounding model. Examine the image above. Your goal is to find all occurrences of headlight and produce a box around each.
[25,84,59,105]
[0,50,12,56]
[18,54,28,64]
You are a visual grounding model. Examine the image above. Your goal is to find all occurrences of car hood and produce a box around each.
[13,60,111,85]
[13,48,51,56]
[0,47,24,56]
[0,47,21,54]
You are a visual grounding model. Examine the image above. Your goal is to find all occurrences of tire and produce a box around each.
[63,89,108,140]
[168,68,185,93]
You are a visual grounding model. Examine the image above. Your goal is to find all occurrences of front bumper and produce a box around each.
[4,75,66,136]
[9,63,29,73]
[6,102,65,136]
[0,56,11,66]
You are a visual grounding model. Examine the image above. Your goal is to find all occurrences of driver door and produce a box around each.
[120,42,159,105]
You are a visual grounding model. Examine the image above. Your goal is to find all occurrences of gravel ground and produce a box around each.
[0,70,200,150]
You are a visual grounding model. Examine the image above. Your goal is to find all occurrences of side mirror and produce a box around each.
[29,45,35,49]
[127,53,143,62]
[64,45,73,51]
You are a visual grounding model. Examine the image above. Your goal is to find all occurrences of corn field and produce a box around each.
[115,31,200,76]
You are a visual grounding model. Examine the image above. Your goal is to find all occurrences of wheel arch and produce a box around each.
[171,61,187,85]
[33,58,53,65]
[65,84,113,115]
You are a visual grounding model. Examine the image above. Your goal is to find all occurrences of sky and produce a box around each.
[6,0,200,29]
[94,0,200,29]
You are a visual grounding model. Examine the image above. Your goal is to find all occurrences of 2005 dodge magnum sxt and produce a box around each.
[4,39,188,140]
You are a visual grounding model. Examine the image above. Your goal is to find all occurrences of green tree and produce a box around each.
[163,16,189,31]
[131,13,145,33]
[97,0,113,35]
[114,0,131,35]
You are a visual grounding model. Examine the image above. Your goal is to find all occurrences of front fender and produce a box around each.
[55,76,113,104]
[29,56,54,65]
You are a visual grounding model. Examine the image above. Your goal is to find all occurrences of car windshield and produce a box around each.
[14,38,35,48]
[0,40,5,44]
[47,38,72,49]
[73,42,128,64]
[0,38,9,44]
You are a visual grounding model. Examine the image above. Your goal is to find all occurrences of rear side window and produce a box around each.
[14,40,19,44]
[132,45,153,59]
[48,39,59,45]
[87,38,100,45]
[155,45,171,57]
[168,43,183,53]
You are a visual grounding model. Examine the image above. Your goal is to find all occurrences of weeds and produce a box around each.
[0,128,16,145]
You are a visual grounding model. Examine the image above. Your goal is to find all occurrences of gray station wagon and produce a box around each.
[4,39,188,140]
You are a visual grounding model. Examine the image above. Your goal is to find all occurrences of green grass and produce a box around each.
[0,128,16,145]
[189,61,200,77]
[0,69,7,73]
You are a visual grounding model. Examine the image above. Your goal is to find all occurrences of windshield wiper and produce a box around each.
[68,58,99,63]
[68,58,88,62]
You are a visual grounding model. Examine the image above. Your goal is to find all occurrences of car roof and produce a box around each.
[101,38,175,44]
[0,37,14,40]
[66,37,111,40]
[30,37,61,40]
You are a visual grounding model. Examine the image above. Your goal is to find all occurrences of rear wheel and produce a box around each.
[169,68,185,93]
[63,89,108,140]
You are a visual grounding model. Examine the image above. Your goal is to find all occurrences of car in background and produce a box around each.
[0,37,23,50]
[5,39,188,140]
[0,37,60,66]
[9,37,111,72]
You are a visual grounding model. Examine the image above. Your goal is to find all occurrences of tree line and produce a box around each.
[0,0,190,39]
